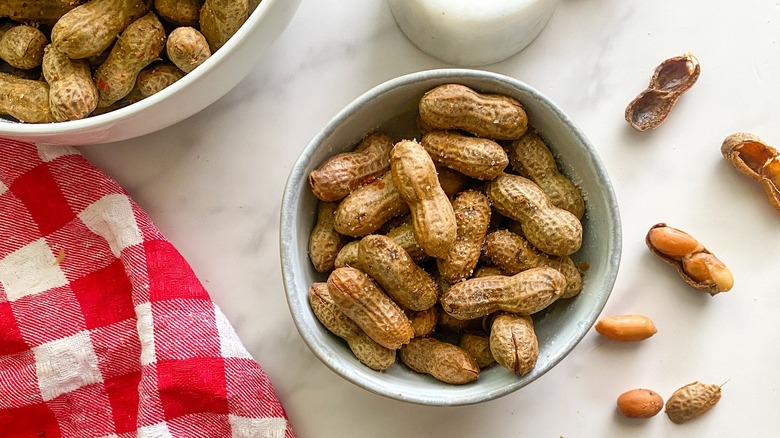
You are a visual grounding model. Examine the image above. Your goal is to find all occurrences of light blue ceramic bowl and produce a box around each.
[280,69,621,406]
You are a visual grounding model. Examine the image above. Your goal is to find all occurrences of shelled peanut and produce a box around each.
[0,0,256,123]
[306,84,589,384]
[646,223,733,295]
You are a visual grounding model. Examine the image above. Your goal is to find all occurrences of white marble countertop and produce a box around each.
[80,1,780,436]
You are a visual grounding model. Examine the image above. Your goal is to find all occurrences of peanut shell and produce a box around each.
[437,190,491,283]
[489,313,538,376]
[665,381,722,424]
[421,131,508,180]
[400,337,479,384]
[308,201,345,273]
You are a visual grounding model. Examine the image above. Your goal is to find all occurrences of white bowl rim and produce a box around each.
[0,0,279,135]
[280,68,622,405]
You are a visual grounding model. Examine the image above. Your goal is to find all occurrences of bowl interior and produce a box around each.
[281,69,621,406]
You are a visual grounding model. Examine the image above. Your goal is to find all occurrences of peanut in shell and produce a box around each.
[400,337,479,384]
[421,131,508,180]
[489,313,538,376]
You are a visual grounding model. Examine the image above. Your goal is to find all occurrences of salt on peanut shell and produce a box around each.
[419,83,528,140]
[506,130,585,219]
[326,267,414,350]
[308,283,395,371]
[487,173,583,257]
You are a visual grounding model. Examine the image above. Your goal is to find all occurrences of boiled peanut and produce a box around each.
[95,13,166,108]
[617,388,664,419]
[52,0,152,59]
[0,25,48,70]
[507,131,584,218]
[646,223,733,295]
[721,132,780,211]
[334,240,359,269]
[334,171,409,237]
[472,266,503,278]
[42,46,97,121]
[421,131,508,180]
[441,267,566,320]
[0,1,74,25]
[134,63,185,99]
[309,283,395,371]
[458,333,494,369]
[594,315,657,342]
[358,234,438,311]
[155,0,201,26]
[483,229,581,298]
[665,381,722,424]
[310,132,393,202]
[327,267,413,350]
[308,201,345,273]
[437,190,491,283]
[419,84,528,140]
[487,173,582,256]
[166,26,211,73]
[489,313,538,376]
[0,73,55,123]
[625,53,700,131]
[405,307,437,338]
[436,166,470,198]
[436,308,485,333]
[391,140,457,258]
[400,337,479,384]
[384,222,429,263]
[199,0,248,51]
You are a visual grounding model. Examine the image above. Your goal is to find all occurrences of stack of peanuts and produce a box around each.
[0,0,257,123]
[307,84,586,384]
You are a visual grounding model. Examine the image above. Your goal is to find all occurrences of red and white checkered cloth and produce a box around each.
[0,139,295,438]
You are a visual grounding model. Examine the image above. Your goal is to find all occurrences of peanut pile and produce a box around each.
[0,0,255,123]
[307,84,586,384]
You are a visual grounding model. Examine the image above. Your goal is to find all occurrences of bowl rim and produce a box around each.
[280,68,622,405]
[0,0,280,134]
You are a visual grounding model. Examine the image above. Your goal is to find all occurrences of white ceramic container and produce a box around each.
[388,0,559,66]
[0,0,301,145]
[281,69,622,406]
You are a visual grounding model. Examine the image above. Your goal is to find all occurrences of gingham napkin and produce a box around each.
[0,139,295,438]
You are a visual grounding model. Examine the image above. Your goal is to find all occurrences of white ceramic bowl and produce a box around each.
[281,69,621,406]
[0,0,301,145]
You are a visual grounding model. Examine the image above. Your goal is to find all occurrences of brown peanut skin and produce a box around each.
[334,171,409,237]
[440,267,566,320]
[309,283,395,371]
[327,267,414,350]
[665,382,722,424]
[617,389,664,419]
[134,63,185,98]
[400,337,479,384]
[437,190,491,283]
[489,313,538,376]
[42,46,97,121]
[405,307,437,337]
[421,131,508,180]
[507,131,585,219]
[646,223,733,295]
[52,0,152,59]
[721,132,780,211]
[0,73,55,123]
[0,25,48,70]
[310,132,393,202]
[458,333,495,369]
[483,229,582,298]
[419,84,528,140]
[308,201,345,273]
[358,234,438,311]
[0,1,74,25]
[595,315,657,342]
[391,140,457,258]
[155,0,201,26]
[95,13,166,108]
[487,173,582,257]
[199,0,248,51]
[166,26,211,73]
